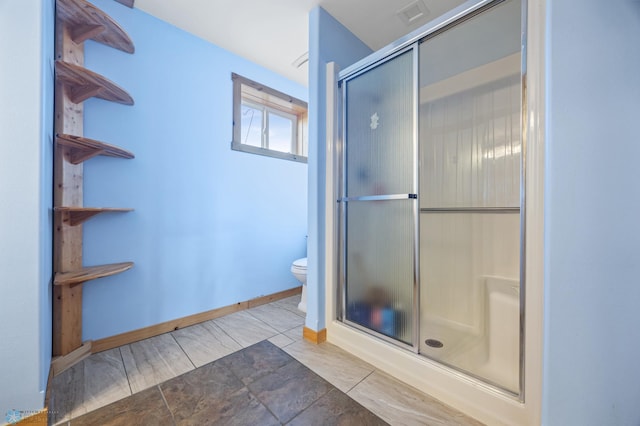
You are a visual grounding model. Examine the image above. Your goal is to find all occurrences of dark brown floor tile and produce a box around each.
[216,340,294,385]
[287,388,389,426]
[175,387,278,426]
[69,386,173,426]
[161,361,243,404]
[160,362,278,426]
[249,359,333,423]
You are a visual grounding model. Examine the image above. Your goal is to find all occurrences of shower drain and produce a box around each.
[425,338,444,348]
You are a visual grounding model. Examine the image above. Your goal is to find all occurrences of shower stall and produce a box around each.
[336,0,524,396]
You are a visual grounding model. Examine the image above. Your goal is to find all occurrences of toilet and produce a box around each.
[290,257,307,313]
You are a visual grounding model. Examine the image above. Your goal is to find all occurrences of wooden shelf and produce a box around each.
[56,60,134,105]
[55,207,133,226]
[57,0,135,53]
[57,133,134,164]
[54,262,134,286]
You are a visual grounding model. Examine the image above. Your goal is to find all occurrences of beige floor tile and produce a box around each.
[247,302,305,333]
[268,333,295,348]
[49,360,86,424]
[274,295,305,317]
[283,324,304,342]
[121,333,194,393]
[282,340,375,393]
[81,348,131,413]
[348,370,485,426]
[172,321,242,367]
[49,349,131,424]
[214,310,279,347]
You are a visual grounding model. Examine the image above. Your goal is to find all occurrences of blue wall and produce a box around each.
[306,7,372,331]
[0,0,54,415]
[81,0,308,340]
[543,0,640,424]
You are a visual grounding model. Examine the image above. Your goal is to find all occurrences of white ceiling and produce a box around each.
[134,0,466,87]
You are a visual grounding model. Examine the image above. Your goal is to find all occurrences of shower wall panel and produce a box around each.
[420,213,520,331]
[419,74,521,331]
[420,74,521,209]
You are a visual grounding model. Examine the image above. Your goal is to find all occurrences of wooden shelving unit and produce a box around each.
[53,0,135,371]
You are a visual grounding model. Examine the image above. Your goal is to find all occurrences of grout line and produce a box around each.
[268,331,295,349]
[78,354,88,417]
[118,346,135,397]
[284,323,304,334]
[80,350,132,417]
[210,316,246,349]
[218,353,283,423]
[271,297,306,318]
[157,384,177,426]
[194,319,245,364]
[169,330,196,369]
[280,338,296,349]
[244,307,281,335]
[118,344,135,395]
[240,369,282,423]
[346,369,376,394]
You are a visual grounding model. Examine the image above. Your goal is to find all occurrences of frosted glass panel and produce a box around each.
[345,201,414,344]
[346,50,414,197]
[343,49,415,345]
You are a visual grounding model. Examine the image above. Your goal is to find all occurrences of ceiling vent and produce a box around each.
[397,0,430,26]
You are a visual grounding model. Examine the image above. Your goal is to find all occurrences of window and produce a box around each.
[232,73,308,162]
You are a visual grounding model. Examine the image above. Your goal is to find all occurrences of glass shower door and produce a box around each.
[418,0,523,394]
[341,48,417,346]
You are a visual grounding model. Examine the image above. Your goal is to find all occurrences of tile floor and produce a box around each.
[48,295,484,425]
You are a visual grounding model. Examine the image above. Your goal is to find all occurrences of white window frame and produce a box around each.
[231,73,308,163]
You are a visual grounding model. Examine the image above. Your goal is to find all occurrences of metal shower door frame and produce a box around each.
[334,0,527,399]
[337,44,420,352]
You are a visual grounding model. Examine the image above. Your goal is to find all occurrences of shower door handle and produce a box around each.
[338,193,417,202]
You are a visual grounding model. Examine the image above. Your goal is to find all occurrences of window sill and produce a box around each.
[231,141,308,164]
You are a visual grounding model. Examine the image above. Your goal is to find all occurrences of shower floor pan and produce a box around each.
[419,276,520,393]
